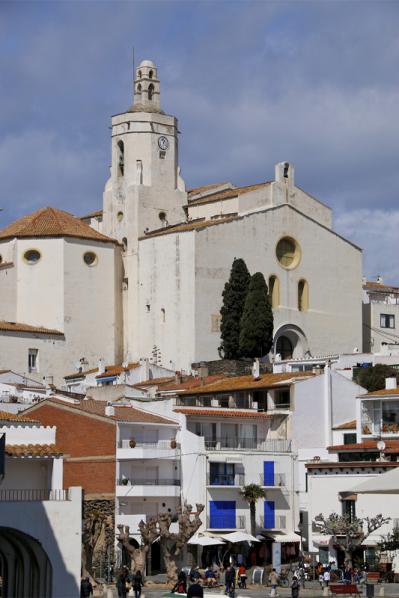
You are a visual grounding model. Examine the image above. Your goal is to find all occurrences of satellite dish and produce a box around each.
[377,440,386,451]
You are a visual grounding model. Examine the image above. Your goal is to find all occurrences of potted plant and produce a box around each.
[170,438,177,449]
[129,438,136,448]
[121,478,129,486]
[362,425,371,435]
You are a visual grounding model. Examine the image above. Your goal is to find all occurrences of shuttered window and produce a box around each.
[264,500,275,528]
[263,461,275,486]
[209,501,236,529]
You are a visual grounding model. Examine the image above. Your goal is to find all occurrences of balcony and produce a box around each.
[205,438,292,452]
[207,515,246,530]
[259,473,286,488]
[361,399,399,438]
[206,474,245,487]
[116,478,181,498]
[117,439,180,460]
[0,488,70,501]
[259,515,286,529]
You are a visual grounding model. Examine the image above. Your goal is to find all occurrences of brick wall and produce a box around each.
[29,403,116,495]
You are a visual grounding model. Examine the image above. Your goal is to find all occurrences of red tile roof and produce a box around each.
[187,182,270,207]
[174,408,272,419]
[6,444,62,457]
[306,461,399,469]
[96,362,140,379]
[333,420,356,430]
[0,320,64,336]
[188,182,230,196]
[0,207,116,244]
[179,372,314,395]
[0,410,40,424]
[363,281,399,293]
[159,375,224,392]
[328,439,399,453]
[35,398,178,425]
[140,214,240,240]
[134,376,176,388]
[359,387,399,398]
[80,209,103,221]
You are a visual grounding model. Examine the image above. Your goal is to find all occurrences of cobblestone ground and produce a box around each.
[97,582,399,598]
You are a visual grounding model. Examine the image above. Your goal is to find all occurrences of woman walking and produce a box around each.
[132,570,144,598]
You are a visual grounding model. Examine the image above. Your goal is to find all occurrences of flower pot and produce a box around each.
[129,439,136,448]
[121,478,129,486]
[170,439,177,449]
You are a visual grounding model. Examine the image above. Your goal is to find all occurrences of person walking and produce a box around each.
[323,568,330,588]
[269,568,279,597]
[132,570,144,598]
[291,575,300,598]
[80,577,93,598]
[225,565,235,596]
[116,567,130,598]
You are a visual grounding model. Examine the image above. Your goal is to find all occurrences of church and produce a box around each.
[0,60,363,384]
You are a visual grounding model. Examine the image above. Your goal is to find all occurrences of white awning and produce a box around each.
[265,532,301,543]
[188,534,225,546]
[312,534,333,547]
[221,531,260,543]
[350,467,399,494]
[361,535,383,547]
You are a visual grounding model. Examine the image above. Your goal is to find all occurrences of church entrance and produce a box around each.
[274,324,309,360]
[0,527,52,598]
[276,336,293,360]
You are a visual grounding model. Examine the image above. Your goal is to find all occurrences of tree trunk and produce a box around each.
[163,547,178,584]
[250,502,256,537]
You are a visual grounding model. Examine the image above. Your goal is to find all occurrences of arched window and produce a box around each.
[148,84,154,101]
[268,275,280,308]
[117,140,124,176]
[137,83,142,93]
[298,279,309,311]
[161,308,166,322]
[276,336,293,360]
[149,70,153,79]
[138,70,142,79]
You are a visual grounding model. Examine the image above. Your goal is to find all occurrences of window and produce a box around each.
[381,314,395,329]
[275,390,290,409]
[298,279,309,311]
[138,70,142,79]
[263,461,275,486]
[23,249,41,264]
[209,500,236,529]
[276,336,293,360]
[117,211,124,222]
[0,255,2,264]
[149,70,153,79]
[148,84,154,101]
[28,349,38,373]
[268,275,280,308]
[117,140,124,176]
[210,463,235,486]
[211,314,221,332]
[161,308,166,322]
[276,236,301,269]
[136,160,143,184]
[137,83,142,92]
[264,500,275,528]
[343,433,357,445]
[83,252,97,266]
[342,499,356,522]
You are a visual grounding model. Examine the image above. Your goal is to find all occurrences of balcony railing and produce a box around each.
[205,438,291,452]
[117,478,180,486]
[0,488,70,501]
[259,473,286,487]
[207,474,245,486]
[259,515,286,529]
[207,515,246,530]
[117,440,180,449]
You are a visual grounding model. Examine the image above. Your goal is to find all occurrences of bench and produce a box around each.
[330,584,360,596]
[366,572,380,583]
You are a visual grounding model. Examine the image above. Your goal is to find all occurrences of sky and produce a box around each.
[1,0,399,282]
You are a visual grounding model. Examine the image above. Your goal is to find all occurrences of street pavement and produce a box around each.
[98,582,399,597]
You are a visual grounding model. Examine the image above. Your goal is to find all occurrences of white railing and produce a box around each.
[0,488,70,501]
[118,439,180,450]
[259,473,286,487]
[205,438,291,452]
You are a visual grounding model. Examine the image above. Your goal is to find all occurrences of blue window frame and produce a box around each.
[264,500,275,528]
[263,461,275,486]
[209,500,236,529]
[210,463,235,486]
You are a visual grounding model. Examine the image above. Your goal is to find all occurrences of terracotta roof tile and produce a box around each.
[134,376,176,388]
[180,372,314,395]
[333,420,356,430]
[363,281,399,293]
[160,375,224,392]
[0,207,116,244]
[0,410,40,424]
[306,461,399,469]
[96,362,140,379]
[174,408,272,419]
[6,443,62,457]
[39,398,177,425]
[80,209,103,221]
[188,182,230,196]
[328,439,399,452]
[140,215,240,240]
[359,388,399,398]
[187,182,270,207]
[0,320,63,336]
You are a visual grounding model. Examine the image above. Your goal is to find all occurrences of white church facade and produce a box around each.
[0,60,363,383]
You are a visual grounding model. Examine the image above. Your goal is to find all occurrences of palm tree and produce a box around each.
[240,484,266,536]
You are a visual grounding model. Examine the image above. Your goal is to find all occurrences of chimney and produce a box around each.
[175,371,183,384]
[198,362,208,384]
[98,358,106,375]
[105,402,115,417]
[377,275,383,285]
[252,358,260,380]
[385,377,397,390]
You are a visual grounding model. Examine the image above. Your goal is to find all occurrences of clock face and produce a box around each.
[158,136,169,151]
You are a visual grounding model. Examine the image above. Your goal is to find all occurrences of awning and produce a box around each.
[361,535,383,547]
[265,532,301,543]
[188,534,225,546]
[312,534,333,547]
[207,455,242,463]
[350,467,399,494]
[221,531,260,543]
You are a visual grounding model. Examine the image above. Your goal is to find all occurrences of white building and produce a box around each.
[0,59,364,382]
[0,410,82,597]
[363,278,399,354]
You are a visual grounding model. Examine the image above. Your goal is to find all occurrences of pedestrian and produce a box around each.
[291,575,300,598]
[323,568,330,587]
[172,570,187,594]
[187,582,204,598]
[269,568,279,597]
[132,570,144,598]
[116,567,130,598]
[238,564,247,589]
[225,565,235,595]
[80,577,93,598]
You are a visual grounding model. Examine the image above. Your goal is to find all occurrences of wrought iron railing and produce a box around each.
[207,515,246,529]
[0,488,70,501]
[117,439,180,449]
[206,474,245,486]
[259,473,286,487]
[117,478,180,486]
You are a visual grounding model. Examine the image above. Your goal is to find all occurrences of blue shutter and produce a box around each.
[263,461,275,486]
[264,500,275,528]
[209,501,236,529]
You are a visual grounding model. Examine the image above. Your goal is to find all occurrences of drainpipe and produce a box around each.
[324,361,333,447]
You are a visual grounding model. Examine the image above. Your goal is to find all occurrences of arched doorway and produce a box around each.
[0,527,52,598]
[273,324,309,360]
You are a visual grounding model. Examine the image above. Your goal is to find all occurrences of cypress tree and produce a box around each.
[219,258,251,359]
[239,272,274,358]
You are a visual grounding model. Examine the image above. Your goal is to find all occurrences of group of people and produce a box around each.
[116,567,144,598]
[268,568,300,598]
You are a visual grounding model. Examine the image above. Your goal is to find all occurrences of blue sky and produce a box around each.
[1,0,399,282]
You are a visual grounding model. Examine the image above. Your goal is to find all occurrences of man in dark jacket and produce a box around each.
[80,577,93,598]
